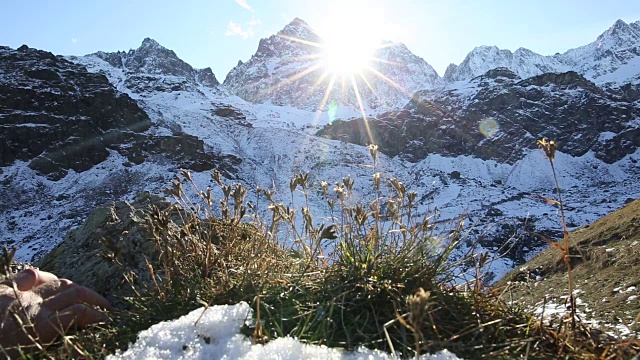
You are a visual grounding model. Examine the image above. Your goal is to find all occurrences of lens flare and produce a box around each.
[479,118,499,138]
[327,100,338,123]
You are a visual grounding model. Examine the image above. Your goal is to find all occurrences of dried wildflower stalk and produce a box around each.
[537,138,576,330]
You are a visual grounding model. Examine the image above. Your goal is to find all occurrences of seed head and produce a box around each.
[368,144,379,161]
[537,138,557,161]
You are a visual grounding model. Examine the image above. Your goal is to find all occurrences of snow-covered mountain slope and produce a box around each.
[1,40,412,261]
[319,66,640,276]
[443,46,567,83]
[0,44,240,260]
[2,35,640,283]
[443,19,640,86]
[223,18,440,113]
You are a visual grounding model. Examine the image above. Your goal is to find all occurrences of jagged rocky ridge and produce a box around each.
[223,18,440,112]
[443,19,640,86]
[88,37,219,92]
[318,68,640,164]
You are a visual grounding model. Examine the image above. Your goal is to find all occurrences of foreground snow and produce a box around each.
[107,302,461,360]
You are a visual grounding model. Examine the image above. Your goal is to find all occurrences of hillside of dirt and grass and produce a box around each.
[499,198,640,334]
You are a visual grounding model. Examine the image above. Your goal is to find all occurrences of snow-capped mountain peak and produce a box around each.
[140,37,161,49]
[443,45,564,82]
[598,19,640,46]
[69,38,220,96]
[277,17,318,41]
[561,19,640,83]
[224,18,439,113]
[87,38,219,87]
[579,19,640,54]
[444,18,640,85]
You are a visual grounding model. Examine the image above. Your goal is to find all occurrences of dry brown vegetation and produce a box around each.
[499,198,640,336]
[1,144,639,359]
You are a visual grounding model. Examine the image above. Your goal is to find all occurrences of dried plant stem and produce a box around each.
[548,160,576,331]
[538,138,576,331]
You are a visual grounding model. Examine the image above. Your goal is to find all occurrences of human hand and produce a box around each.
[0,268,112,356]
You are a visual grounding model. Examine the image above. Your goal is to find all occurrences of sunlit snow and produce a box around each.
[107,302,461,360]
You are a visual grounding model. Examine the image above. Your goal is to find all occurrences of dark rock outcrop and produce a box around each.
[213,105,246,120]
[0,45,151,179]
[38,192,178,304]
[607,82,640,102]
[519,71,600,91]
[0,45,239,180]
[318,70,640,164]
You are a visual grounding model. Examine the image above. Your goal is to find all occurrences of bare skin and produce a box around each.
[0,269,112,357]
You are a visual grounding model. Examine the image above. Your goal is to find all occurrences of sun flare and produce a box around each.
[270,3,414,146]
[316,6,385,75]
[320,24,378,75]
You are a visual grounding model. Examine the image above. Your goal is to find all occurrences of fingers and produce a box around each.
[11,269,59,291]
[12,268,38,291]
[32,279,75,299]
[41,285,112,312]
[37,304,110,345]
[53,304,110,327]
[34,270,60,286]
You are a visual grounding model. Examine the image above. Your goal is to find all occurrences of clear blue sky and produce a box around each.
[2,0,640,81]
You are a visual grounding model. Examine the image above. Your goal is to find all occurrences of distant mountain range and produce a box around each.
[1,18,639,283]
[443,19,640,85]
[223,18,440,112]
[222,18,640,112]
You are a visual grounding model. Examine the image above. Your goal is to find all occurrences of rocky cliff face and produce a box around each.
[88,38,219,93]
[444,20,640,86]
[0,45,151,180]
[223,18,440,112]
[318,68,640,164]
[0,44,240,261]
[0,45,234,181]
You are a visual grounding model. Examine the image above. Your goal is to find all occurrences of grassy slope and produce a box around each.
[498,198,640,331]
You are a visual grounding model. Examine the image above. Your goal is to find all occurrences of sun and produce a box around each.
[320,23,378,74]
[316,7,384,75]
[269,3,413,146]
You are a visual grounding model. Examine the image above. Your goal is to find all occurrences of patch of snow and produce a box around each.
[531,299,636,337]
[593,51,640,85]
[573,289,584,296]
[107,302,462,360]
[598,132,617,142]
